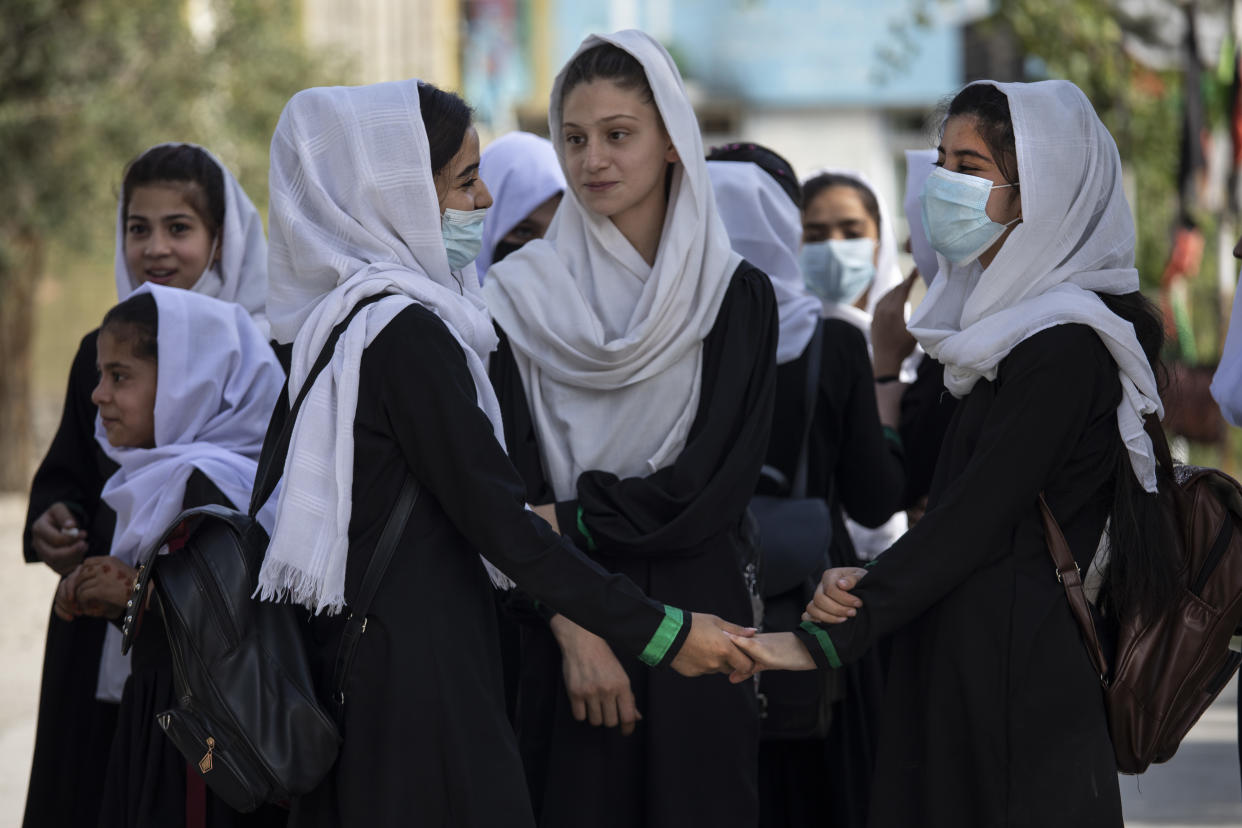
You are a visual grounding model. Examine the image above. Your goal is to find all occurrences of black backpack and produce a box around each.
[121,294,418,811]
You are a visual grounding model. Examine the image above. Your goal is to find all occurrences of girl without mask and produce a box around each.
[731,80,1177,828]
[22,143,270,828]
[257,77,752,828]
[477,131,566,280]
[484,31,778,828]
[57,285,285,827]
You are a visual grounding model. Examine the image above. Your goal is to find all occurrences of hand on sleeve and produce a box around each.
[802,567,867,624]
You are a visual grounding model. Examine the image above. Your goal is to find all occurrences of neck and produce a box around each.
[611,190,668,267]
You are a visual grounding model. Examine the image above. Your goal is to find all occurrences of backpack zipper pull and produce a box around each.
[199,737,215,774]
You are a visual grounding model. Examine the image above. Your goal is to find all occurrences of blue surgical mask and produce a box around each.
[919,166,1019,265]
[441,207,488,271]
[799,238,877,305]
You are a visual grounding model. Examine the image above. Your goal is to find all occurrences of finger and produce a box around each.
[569,694,587,724]
[715,619,758,638]
[586,696,604,728]
[720,638,757,675]
[808,590,855,621]
[602,693,620,729]
[618,689,640,736]
[47,503,78,530]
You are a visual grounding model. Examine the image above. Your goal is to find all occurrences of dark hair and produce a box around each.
[802,173,881,236]
[707,143,802,208]
[560,44,655,108]
[939,83,1020,187]
[417,82,474,177]
[122,144,226,237]
[101,292,159,362]
[1096,291,1181,622]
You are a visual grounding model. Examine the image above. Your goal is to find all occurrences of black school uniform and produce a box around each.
[22,329,120,828]
[288,304,688,828]
[794,324,1124,827]
[757,318,905,828]
[898,353,958,510]
[491,264,777,828]
[98,468,286,828]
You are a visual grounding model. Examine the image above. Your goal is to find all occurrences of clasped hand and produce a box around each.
[54,555,138,622]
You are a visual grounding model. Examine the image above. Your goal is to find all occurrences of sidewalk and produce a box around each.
[2,492,1241,826]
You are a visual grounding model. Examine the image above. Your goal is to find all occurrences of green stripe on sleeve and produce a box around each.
[639,605,685,667]
[576,506,598,552]
[799,621,842,669]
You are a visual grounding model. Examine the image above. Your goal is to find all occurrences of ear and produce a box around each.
[212,236,223,266]
[664,138,680,165]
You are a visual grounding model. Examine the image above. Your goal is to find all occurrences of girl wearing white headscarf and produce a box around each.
[59,284,284,827]
[477,131,565,280]
[707,149,907,828]
[731,80,1177,828]
[484,31,777,828]
[22,143,272,828]
[257,78,752,828]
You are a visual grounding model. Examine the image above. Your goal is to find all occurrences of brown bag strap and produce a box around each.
[1039,494,1109,685]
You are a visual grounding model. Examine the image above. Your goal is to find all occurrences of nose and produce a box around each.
[585,142,610,173]
[145,228,170,257]
[476,179,493,210]
[90,376,107,406]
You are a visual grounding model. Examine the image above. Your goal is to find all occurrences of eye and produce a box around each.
[608,130,628,141]
[459,177,478,191]
[127,223,148,236]
[564,133,585,146]
[111,371,125,383]
[169,222,192,235]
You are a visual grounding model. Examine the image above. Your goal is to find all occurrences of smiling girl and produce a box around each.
[22,144,270,828]
[484,31,777,828]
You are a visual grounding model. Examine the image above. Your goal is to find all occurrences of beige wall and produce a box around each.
[301,0,460,89]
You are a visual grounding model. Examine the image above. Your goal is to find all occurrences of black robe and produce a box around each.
[794,324,1124,827]
[22,328,120,828]
[898,353,958,510]
[757,318,905,828]
[288,304,687,828]
[98,468,287,828]
[492,263,777,828]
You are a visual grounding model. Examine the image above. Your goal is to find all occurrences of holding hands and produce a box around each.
[53,555,138,622]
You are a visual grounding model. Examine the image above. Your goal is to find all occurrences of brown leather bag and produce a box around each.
[1042,465,1242,774]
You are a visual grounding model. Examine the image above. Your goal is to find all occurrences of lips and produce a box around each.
[584,181,618,193]
[144,269,177,284]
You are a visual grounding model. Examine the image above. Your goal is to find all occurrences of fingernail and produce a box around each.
[848,609,856,616]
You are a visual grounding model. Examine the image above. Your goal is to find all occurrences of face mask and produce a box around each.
[799,238,877,305]
[441,207,488,271]
[919,166,1019,265]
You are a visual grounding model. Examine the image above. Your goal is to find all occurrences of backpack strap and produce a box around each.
[249,293,389,517]
[331,472,420,714]
[789,321,824,499]
[1039,493,1109,685]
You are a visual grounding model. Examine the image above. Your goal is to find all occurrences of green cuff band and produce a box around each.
[639,605,684,667]
[576,506,597,552]
[882,425,903,450]
[799,620,842,669]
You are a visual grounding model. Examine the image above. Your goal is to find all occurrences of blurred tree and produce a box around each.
[0,0,339,490]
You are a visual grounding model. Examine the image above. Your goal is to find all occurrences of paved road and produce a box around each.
[2,493,1240,826]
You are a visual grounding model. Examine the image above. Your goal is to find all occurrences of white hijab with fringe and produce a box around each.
[258,80,512,615]
[114,143,270,337]
[708,160,819,365]
[95,283,282,701]
[483,30,741,500]
[907,79,1162,492]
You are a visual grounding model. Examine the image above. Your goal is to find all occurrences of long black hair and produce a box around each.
[706,142,802,208]
[560,43,654,108]
[802,173,881,235]
[122,145,225,237]
[101,291,159,362]
[417,82,473,177]
[942,82,1180,620]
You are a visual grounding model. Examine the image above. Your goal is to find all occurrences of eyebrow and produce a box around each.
[455,162,479,181]
[937,145,993,163]
[100,360,131,372]
[563,114,641,129]
[126,212,197,222]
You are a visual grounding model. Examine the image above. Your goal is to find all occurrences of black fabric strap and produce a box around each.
[248,294,389,517]
[331,472,419,711]
[791,321,824,499]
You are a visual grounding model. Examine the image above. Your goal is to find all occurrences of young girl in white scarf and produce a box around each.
[56,283,284,827]
[483,31,778,828]
[22,143,271,828]
[477,131,565,280]
[255,77,752,828]
[731,80,1177,828]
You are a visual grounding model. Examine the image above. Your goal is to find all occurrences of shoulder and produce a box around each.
[368,303,465,361]
[730,260,777,306]
[821,317,868,353]
[182,467,235,511]
[999,323,1114,386]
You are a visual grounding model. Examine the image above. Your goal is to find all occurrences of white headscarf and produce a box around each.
[903,149,940,285]
[94,283,283,702]
[258,80,512,615]
[477,131,566,279]
[483,31,742,500]
[907,79,1163,492]
[114,143,270,337]
[804,167,904,330]
[708,160,819,365]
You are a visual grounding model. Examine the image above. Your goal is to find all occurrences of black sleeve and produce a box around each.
[548,265,778,558]
[898,354,958,509]
[795,325,1114,667]
[823,320,906,528]
[371,307,684,666]
[23,330,114,563]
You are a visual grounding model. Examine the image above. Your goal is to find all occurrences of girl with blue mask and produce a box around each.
[799,174,883,311]
[424,85,494,275]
